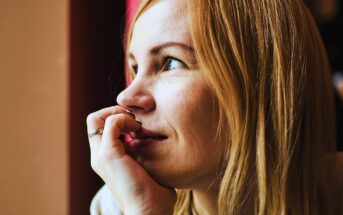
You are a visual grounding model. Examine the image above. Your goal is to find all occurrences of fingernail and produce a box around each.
[129,132,135,138]
[135,120,142,125]
[124,109,135,117]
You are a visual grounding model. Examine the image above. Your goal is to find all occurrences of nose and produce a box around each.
[116,77,156,113]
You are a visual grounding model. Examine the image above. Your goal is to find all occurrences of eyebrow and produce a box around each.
[127,42,194,61]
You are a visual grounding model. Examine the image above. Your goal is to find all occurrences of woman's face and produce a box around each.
[117,0,224,189]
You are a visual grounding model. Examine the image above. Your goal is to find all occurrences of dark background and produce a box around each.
[69,0,126,214]
[307,0,343,151]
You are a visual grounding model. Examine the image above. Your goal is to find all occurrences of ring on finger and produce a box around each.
[88,128,104,138]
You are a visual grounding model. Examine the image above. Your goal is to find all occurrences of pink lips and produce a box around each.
[129,128,167,148]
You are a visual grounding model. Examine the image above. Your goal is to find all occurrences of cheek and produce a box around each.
[145,77,224,187]
[156,78,220,156]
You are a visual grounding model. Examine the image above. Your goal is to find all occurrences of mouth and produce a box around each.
[128,128,168,148]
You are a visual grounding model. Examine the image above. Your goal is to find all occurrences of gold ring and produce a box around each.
[88,128,103,138]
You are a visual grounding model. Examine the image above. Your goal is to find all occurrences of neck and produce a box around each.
[192,188,219,215]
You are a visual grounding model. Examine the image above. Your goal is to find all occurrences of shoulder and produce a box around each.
[90,185,123,215]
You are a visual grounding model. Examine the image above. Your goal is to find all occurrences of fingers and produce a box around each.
[86,105,141,162]
[101,113,141,158]
[87,106,177,214]
[86,106,135,146]
[86,106,135,132]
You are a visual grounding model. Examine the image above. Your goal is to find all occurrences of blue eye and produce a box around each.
[164,58,186,71]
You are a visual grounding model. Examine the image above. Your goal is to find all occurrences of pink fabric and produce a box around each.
[126,0,141,29]
[125,0,141,86]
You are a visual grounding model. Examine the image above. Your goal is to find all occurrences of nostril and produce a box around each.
[133,105,144,109]
[128,105,146,112]
[116,85,156,112]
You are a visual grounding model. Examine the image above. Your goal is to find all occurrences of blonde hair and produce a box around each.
[125,0,337,214]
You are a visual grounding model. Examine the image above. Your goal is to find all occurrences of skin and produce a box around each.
[87,0,224,214]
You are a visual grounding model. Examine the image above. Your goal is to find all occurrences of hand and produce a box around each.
[86,106,176,215]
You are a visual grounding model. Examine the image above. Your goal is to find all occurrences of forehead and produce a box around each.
[129,0,191,53]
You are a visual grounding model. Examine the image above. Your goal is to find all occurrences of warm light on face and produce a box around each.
[117,0,223,190]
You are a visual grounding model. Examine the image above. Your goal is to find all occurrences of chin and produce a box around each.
[138,159,197,189]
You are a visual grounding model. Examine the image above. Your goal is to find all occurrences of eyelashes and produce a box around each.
[161,57,187,71]
[129,56,188,75]
[131,64,138,74]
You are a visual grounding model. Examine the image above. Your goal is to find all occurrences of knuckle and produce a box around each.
[106,114,117,122]
[86,112,96,124]
[106,114,124,125]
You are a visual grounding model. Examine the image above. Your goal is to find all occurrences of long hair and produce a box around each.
[125,0,337,214]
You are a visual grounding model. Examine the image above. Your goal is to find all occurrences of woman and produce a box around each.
[87,0,341,214]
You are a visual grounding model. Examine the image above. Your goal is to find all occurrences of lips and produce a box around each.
[128,128,167,148]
